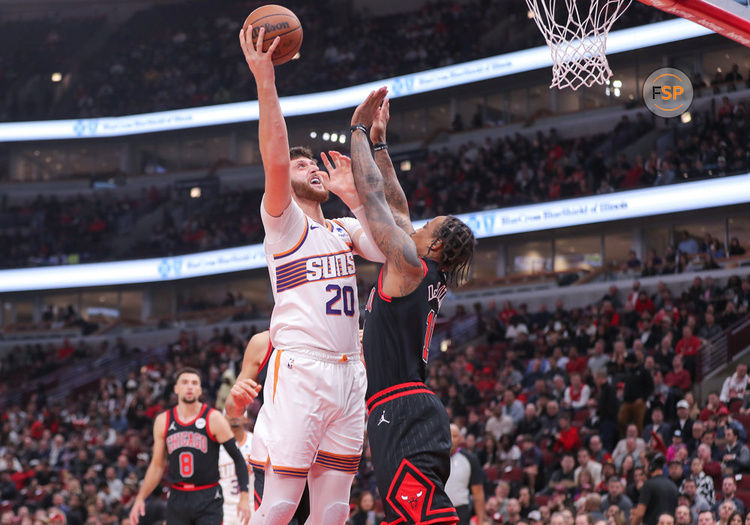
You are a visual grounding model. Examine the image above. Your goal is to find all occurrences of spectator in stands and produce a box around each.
[720,427,750,474]
[564,373,591,412]
[665,355,692,393]
[675,326,701,379]
[728,238,746,256]
[618,354,654,436]
[680,477,711,517]
[576,448,603,488]
[687,456,715,505]
[554,412,581,454]
[673,505,691,525]
[716,476,745,515]
[602,476,633,519]
[677,232,700,258]
[644,407,671,446]
[719,363,750,403]
[698,312,722,341]
[613,425,646,469]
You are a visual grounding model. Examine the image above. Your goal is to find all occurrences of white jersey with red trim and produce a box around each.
[218,432,253,510]
[261,198,363,355]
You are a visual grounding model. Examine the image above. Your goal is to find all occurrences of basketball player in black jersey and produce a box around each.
[129,368,251,525]
[225,332,310,524]
[348,89,475,525]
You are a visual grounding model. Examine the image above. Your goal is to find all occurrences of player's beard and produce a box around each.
[180,395,197,404]
[291,179,329,203]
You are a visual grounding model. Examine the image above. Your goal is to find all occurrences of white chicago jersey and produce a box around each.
[218,433,253,510]
[262,199,363,355]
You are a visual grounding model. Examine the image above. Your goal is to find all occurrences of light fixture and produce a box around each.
[338,135,346,144]
[681,111,692,124]
[309,131,317,138]
[400,160,412,171]
[613,80,622,88]
[190,187,202,198]
[331,133,338,142]
[322,132,330,141]
[51,72,62,82]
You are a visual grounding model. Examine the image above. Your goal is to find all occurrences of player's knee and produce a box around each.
[320,502,348,525]
[260,500,297,525]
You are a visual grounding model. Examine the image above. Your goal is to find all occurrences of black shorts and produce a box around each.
[252,466,310,525]
[167,484,223,525]
[366,386,459,525]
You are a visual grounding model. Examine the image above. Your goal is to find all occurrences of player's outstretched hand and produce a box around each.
[351,87,388,129]
[230,378,261,408]
[128,498,145,525]
[320,151,360,209]
[239,26,281,81]
[371,97,390,144]
[238,493,252,525]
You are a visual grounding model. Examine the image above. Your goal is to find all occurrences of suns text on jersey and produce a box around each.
[166,431,208,454]
[305,252,355,281]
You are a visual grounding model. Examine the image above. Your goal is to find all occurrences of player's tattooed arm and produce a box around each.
[370,98,414,235]
[349,129,422,288]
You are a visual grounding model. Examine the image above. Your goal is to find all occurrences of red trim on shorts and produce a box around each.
[170,482,219,491]
[368,388,435,414]
[377,267,392,302]
[205,408,217,442]
[366,382,432,412]
[258,340,273,374]
[173,404,206,427]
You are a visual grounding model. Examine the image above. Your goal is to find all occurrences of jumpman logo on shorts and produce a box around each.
[377,410,390,426]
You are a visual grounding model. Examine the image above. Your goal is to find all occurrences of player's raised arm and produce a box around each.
[370,98,414,235]
[239,27,289,217]
[225,331,268,418]
[349,92,424,295]
[129,412,168,525]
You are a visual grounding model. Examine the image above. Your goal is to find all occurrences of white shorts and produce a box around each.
[249,348,366,478]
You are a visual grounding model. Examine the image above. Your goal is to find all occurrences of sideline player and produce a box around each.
[349,90,475,525]
[226,331,310,523]
[239,24,389,525]
[219,413,253,525]
[129,368,251,525]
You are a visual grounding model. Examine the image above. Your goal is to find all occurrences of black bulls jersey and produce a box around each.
[362,258,447,399]
[256,340,274,406]
[165,404,220,486]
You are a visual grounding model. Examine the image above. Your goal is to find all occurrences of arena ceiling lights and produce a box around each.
[1,173,749,292]
[0,19,711,142]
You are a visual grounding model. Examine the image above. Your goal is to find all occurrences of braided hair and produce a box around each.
[430,215,475,287]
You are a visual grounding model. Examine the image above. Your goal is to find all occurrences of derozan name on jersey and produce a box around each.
[166,431,208,453]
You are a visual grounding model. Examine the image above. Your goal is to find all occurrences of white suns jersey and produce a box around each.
[261,199,362,355]
[218,433,253,508]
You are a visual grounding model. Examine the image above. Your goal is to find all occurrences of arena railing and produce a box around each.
[697,314,750,384]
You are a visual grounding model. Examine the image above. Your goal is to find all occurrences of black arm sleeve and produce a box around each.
[222,438,249,493]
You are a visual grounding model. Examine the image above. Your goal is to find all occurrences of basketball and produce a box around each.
[243,5,303,66]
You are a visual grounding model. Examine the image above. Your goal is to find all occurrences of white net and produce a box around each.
[525,0,633,90]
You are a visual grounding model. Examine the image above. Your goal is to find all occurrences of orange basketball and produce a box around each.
[243,5,303,66]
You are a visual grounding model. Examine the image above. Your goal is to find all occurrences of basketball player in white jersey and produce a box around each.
[239,27,388,525]
[218,414,253,525]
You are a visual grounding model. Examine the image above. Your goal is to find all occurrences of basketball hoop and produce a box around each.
[526,0,633,90]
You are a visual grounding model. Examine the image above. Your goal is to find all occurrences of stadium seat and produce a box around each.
[501,466,522,482]
[729,399,743,413]
[735,490,750,510]
[485,466,500,482]
[535,494,550,507]
[737,475,750,491]
[734,413,750,429]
